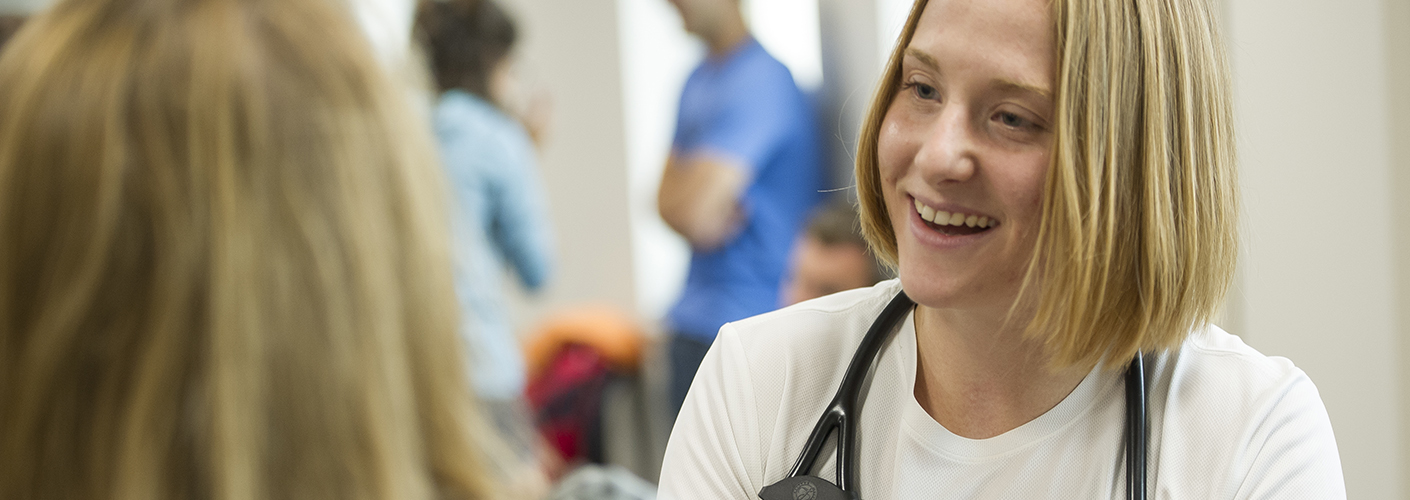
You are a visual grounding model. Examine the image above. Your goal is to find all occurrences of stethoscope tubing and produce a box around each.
[763,289,1149,500]
[1125,352,1148,500]
[782,289,918,490]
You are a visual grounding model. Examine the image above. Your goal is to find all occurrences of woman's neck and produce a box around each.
[911,305,1090,439]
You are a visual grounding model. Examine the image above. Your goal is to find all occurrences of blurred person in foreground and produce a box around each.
[0,0,503,498]
[416,0,555,494]
[780,199,889,306]
[658,0,1344,497]
[656,0,825,420]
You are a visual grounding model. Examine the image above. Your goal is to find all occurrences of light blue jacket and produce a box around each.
[434,90,554,401]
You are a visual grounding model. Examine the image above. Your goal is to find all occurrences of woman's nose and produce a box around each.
[912,105,977,185]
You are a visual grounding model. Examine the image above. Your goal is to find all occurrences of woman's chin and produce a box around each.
[895,268,1025,317]
[896,274,970,310]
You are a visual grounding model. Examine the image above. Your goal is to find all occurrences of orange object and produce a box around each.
[523,306,644,378]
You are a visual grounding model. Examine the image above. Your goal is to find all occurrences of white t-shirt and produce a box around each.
[658,280,1345,499]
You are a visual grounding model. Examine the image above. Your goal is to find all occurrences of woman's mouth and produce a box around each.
[914,198,998,236]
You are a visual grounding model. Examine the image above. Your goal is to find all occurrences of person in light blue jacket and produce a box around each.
[415,2,554,488]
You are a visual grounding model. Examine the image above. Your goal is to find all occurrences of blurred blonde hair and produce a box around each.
[856,0,1239,369]
[0,0,498,498]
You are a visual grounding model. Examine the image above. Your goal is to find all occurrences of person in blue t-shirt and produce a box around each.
[657,0,825,419]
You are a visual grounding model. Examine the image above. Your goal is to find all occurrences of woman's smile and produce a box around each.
[911,196,998,236]
[903,194,1003,254]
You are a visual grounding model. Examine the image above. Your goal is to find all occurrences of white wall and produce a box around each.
[497,0,638,322]
[743,0,823,93]
[1389,0,1410,493]
[814,0,880,189]
[1225,0,1404,497]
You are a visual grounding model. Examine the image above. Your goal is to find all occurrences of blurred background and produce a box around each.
[2,0,1406,497]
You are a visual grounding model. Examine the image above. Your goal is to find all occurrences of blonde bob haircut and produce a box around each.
[0,0,499,499]
[856,0,1238,369]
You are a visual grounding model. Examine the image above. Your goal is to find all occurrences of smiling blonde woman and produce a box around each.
[0,0,500,499]
[658,0,1345,498]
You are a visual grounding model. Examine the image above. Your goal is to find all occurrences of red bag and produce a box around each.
[525,343,609,463]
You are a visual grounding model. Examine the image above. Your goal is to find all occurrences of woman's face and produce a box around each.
[878,0,1056,313]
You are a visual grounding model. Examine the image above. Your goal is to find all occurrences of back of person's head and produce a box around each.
[415,0,517,98]
[803,200,888,285]
[805,201,870,255]
[0,0,497,498]
[782,200,888,305]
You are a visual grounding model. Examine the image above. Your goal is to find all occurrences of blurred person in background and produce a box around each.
[656,0,825,420]
[780,199,889,306]
[0,0,503,498]
[416,0,555,495]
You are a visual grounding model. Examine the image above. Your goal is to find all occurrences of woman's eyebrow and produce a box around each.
[993,78,1052,101]
[903,47,940,71]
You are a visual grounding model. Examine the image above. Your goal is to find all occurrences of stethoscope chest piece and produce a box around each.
[759,476,852,500]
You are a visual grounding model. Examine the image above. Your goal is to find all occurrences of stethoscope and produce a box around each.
[759,290,1148,500]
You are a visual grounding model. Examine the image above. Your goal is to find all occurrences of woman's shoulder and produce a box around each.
[721,279,904,361]
[708,280,907,426]
[1159,325,1316,399]
[659,281,907,498]
[1153,325,1328,421]
[1150,326,1345,497]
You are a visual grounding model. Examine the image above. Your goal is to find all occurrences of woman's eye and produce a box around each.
[911,83,938,100]
[997,112,1031,129]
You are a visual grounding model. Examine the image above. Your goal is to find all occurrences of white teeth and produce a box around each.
[913,199,998,229]
[914,199,934,222]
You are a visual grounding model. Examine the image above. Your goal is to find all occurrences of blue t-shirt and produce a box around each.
[667,38,824,341]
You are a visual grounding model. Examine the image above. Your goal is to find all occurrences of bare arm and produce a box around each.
[657,153,748,251]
